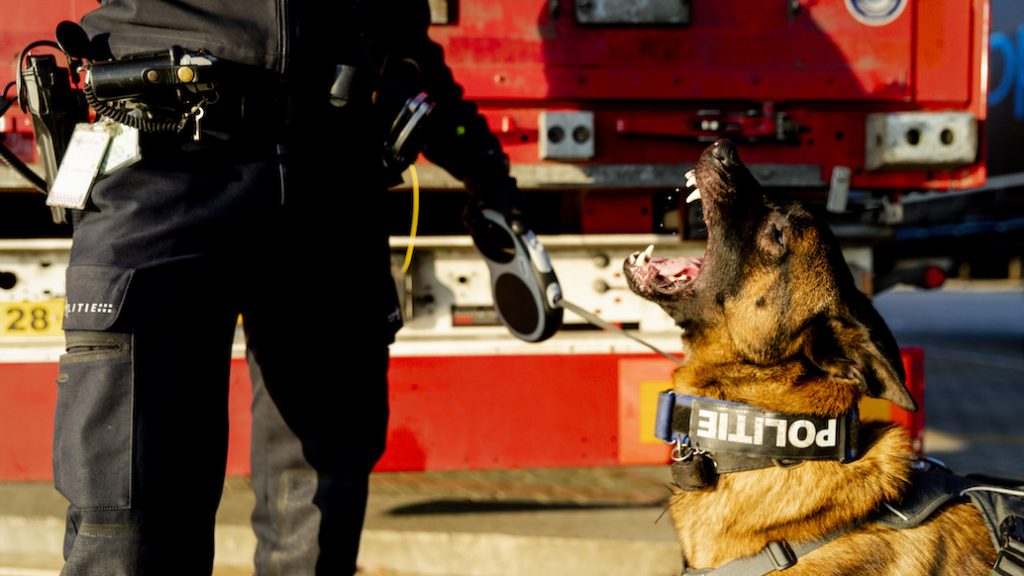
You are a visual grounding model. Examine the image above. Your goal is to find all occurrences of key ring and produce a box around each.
[670,436,694,463]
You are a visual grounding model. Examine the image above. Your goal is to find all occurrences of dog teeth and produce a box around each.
[630,245,656,267]
[685,170,697,189]
[639,244,654,265]
[686,189,702,204]
[634,243,651,266]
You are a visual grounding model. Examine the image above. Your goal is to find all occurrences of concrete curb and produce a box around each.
[0,516,256,569]
[0,516,63,558]
[0,515,681,576]
[358,530,680,576]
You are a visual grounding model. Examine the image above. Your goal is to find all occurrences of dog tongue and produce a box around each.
[652,256,701,278]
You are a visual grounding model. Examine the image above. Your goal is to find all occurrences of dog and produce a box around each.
[624,139,995,574]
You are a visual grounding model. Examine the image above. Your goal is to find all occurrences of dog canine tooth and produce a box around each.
[637,245,654,266]
[685,170,697,189]
[686,189,702,204]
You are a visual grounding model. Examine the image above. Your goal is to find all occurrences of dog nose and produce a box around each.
[711,139,738,165]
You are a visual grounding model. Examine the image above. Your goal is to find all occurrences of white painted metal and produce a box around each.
[0,236,874,361]
[865,112,978,170]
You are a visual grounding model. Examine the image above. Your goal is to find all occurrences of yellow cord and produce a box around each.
[401,164,420,274]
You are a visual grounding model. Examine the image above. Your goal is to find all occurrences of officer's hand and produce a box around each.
[462,173,527,233]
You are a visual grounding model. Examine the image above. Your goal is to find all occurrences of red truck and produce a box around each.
[0,0,987,479]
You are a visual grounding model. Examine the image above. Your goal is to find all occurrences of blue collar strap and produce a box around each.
[656,391,860,473]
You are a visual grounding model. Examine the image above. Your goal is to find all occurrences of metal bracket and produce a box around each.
[827,165,851,213]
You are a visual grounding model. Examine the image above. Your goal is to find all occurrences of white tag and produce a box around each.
[100,120,141,175]
[47,124,112,210]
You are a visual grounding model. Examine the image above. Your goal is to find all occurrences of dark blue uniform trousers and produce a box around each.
[53,124,395,575]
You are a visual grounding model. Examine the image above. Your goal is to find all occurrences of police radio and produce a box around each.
[466,208,563,342]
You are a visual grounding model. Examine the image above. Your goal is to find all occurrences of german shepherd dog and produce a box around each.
[624,140,994,574]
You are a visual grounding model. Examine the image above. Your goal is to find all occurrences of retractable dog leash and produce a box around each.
[467,208,563,342]
[468,207,684,363]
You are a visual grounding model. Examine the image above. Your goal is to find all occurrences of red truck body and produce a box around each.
[0,0,985,479]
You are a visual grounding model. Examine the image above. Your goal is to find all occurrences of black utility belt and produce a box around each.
[84,48,319,139]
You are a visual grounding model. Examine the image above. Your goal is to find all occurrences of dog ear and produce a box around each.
[803,306,917,412]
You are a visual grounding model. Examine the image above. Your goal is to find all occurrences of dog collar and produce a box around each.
[655,391,860,478]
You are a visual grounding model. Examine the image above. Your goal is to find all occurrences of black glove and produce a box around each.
[462,163,563,342]
[463,163,526,233]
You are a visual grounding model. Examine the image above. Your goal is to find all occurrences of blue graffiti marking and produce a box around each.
[989,27,1024,120]
[990,32,1014,106]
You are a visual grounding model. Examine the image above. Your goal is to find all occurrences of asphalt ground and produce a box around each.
[873,282,1024,480]
[2,281,1022,576]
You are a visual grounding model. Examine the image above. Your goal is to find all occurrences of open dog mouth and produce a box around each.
[625,169,707,297]
[626,246,704,296]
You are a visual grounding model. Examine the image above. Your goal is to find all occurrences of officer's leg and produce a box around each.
[55,260,239,576]
[244,294,390,576]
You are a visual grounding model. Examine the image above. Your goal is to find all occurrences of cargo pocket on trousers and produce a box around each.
[62,265,134,332]
[54,265,136,510]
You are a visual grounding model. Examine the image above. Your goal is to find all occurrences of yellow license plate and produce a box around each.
[1,300,64,338]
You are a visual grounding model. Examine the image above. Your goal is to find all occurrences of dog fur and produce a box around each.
[624,140,994,574]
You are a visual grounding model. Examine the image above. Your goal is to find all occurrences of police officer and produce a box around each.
[56,1,520,574]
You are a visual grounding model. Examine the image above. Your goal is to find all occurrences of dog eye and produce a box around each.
[759,221,787,257]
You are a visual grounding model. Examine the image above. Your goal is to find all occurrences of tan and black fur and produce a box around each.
[624,140,993,574]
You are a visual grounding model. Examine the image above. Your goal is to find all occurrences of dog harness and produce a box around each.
[655,391,1024,575]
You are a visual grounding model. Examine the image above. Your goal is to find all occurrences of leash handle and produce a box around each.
[556,297,684,365]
